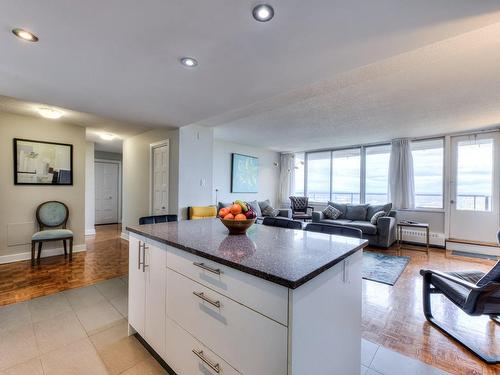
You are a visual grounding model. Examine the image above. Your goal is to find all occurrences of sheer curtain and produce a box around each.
[278,153,295,207]
[388,139,415,209]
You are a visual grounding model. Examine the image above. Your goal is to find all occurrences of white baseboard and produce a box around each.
[120,231,129,241]
[400,229,445,247]
[446,241,500,257]
[0,244,87,265]
[85,228,96,236]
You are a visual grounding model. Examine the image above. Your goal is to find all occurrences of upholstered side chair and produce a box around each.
[289,196,314,221]
[31,201,73,266]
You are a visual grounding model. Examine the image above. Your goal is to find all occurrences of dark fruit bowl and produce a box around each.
[220,218,256,235]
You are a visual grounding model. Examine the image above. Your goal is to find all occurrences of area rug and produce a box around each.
[362,252,410,286]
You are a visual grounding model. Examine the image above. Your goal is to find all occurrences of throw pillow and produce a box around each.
[367,203,392,221]
[262,205,280,217]
[345,204,369,221]
[328,201,347,218]
[248,200,262,217]
[323,205,342,219]
[370,211,386,225]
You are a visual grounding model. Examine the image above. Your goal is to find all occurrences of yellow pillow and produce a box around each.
[189,206,217,220]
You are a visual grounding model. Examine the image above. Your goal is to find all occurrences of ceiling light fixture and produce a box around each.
[252,4,274,22]
[37,107,63,119]
[180,57,198,67]
[12,28,39,42]
[100,133,116,141]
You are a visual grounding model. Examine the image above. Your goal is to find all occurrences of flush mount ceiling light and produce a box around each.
[180,57,198,67]
[37,107,63,119]
[252,4,274,22]
[12,28,39,42]
[100,133,116,141]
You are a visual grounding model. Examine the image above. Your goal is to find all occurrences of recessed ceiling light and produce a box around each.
[253,4,274,22]
[100,133,116,141]
[37,107,63,119]
[12,28,39,42]
[180,57,198,67]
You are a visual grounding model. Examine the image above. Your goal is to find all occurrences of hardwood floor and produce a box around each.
[0,225,498,374]
[363,246,500,375]
[0,224,127,306]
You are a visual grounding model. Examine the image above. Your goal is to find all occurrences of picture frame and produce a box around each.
[13,138,73,185]
[231,153,259,193]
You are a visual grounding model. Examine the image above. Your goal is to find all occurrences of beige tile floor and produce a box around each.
[0,276,166,375]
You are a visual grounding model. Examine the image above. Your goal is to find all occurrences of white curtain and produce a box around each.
[388,139,415,209]
[278,153,295,207]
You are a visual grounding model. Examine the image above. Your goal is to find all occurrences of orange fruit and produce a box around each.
[224,213,234,220]
[219,207,229,218]
[234,214,246,221]
[230,204,242,215]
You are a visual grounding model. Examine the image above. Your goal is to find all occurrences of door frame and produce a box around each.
[149,140,170,215]
[95,159,122,224]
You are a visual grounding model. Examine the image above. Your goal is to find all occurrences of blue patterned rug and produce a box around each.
[362,252,410,286]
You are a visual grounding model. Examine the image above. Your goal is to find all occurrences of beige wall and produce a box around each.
[122,128,179,230]
[0,112,86,261]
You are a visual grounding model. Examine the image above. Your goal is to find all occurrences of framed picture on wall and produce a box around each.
[231,153,259,193]
[13,138,73,185]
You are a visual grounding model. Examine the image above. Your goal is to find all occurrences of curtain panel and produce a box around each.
[278,153,295,207]
[388,139,415,209]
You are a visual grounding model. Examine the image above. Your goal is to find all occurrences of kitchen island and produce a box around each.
[126,219,368,375]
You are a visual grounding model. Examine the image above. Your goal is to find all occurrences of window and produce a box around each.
[331,148,361,204]
[306,151,330,201]
[412,138,444,208]
[293,153,305,196]
[365,144,391,204]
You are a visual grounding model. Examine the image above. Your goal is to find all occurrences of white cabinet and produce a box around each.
[128,234,166,357]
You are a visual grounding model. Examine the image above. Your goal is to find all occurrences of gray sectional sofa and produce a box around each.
[218,200,292,220]
[312,202,397,248]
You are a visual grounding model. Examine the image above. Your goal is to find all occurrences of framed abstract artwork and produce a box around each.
[231,153,259,193]
[13,138,73,185]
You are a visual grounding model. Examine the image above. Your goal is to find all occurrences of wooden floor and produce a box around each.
[0,225,498,374]
[0,224,128,306]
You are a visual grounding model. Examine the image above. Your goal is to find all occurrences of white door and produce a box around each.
[95,162,119,224]
[152,144,169,215]
[449,132,500,243]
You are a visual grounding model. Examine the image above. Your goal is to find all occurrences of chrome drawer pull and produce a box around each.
[142,245,149,272]
[138,242,143,270]
[193,262,221,275]
[192,291,221,308]
[192,349,220,373]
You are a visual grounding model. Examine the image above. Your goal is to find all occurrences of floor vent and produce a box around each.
[450,250,497,260]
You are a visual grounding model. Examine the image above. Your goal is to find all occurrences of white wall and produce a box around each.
[0,112,86,263]
[85,142,95,235]
[122,128,179,230]
[178,125,214,219]
[213,140,280,207]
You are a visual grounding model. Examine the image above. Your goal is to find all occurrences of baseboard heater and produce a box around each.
[399,229,445,247]
[446,239,500,258]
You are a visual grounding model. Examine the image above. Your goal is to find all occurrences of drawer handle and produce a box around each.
[192,349,220,374]
[192,291,221,308]
[193,262,221,275]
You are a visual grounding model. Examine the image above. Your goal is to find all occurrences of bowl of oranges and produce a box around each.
[218,200,257,235]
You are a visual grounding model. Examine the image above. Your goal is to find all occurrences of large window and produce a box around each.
[306,151,330,201]
[365,144,391,204]
[293,153,305,196]
[331,148,361,204]
[412,138,444,208]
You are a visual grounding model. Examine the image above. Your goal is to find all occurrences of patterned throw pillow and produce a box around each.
[370,211,386,225]
[323,205,342,219]
[262,205,280,217]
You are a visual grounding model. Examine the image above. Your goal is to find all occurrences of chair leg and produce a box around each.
[491,315,500,325]
[422,275,500,364]
[31,242,35,266]
[69,238,73,261]
[37,242,42,264]
[63,240,67,256]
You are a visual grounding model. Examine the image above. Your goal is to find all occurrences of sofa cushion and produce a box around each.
[322,205,342,219]
[320,219,353,226]
[366,203,392,220]
[248,200,262,217]
[262,205,280,217]
[370,211,387,225]
[327,202,347,218]
[347,221,378,235]
[345,204,369,221]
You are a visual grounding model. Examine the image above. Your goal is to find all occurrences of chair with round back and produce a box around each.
[31,201,73,266]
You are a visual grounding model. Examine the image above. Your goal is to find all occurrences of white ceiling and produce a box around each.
[2,1,500,152]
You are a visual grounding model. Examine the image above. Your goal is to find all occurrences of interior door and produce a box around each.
[95,162,119,224]
[152,144,169,215]
[449,132,500,243]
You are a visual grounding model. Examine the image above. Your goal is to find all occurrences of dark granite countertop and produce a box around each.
[126,219,368,289]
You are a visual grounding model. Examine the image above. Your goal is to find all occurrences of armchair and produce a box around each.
[289,196,314,221]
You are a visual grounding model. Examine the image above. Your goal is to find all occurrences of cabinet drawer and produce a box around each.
[166,268,288,375]
[166,245,288,325]
[165,316,240,375]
